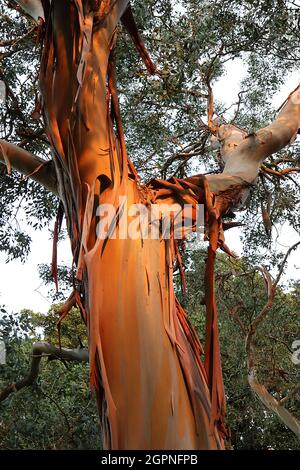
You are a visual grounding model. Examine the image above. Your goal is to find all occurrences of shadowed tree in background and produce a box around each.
[0,0,300,450]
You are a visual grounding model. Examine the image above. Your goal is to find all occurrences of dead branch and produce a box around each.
[274,241,300,287]
[180,88,209,99]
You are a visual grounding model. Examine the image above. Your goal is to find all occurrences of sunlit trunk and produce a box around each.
[38,0,224,449]
[85,179,224,449]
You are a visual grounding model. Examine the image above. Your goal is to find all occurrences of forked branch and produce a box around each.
[0,342,88,403]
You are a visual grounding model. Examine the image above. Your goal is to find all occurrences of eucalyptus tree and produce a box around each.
[0,0,299,450]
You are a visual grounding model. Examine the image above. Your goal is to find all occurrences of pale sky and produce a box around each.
[0,59,299,314]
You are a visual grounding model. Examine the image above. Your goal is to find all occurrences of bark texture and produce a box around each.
[38,0,226,450]
[8,0,300,451]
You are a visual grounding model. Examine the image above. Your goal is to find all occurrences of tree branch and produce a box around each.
[228,303,246,334]
[204,85,300,197]
[0,25,36,47]
[280,384,300,405]
[261,164,300,178]
[274,241,300,287]
[247,370,300,439]
[245,244,300,441]
[221,85,300,183]
[0,139,58,195]
[0,342,88,403]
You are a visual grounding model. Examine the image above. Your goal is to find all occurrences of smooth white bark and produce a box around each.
[15,0,45,22]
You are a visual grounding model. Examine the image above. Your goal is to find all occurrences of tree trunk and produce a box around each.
[38,0,224,450]
[84,179,223,449]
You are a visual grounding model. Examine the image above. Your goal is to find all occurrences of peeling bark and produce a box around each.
[36,0,226,450]
[5,0,300,451]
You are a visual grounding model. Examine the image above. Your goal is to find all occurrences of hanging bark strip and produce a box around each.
[56,289,77,349]
[150,175,247,439]
[51,201,64,291]
[36,0,227,449]
[121,4,156,75]
[204,202,227,437]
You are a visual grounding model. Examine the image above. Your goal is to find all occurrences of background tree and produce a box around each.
[0,305,100,450]
[176,246,300,449]
[0,0,299,450]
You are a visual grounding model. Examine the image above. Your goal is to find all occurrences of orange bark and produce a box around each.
[38,0,226,449]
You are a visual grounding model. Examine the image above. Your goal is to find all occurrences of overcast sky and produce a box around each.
[0,59,299,314]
